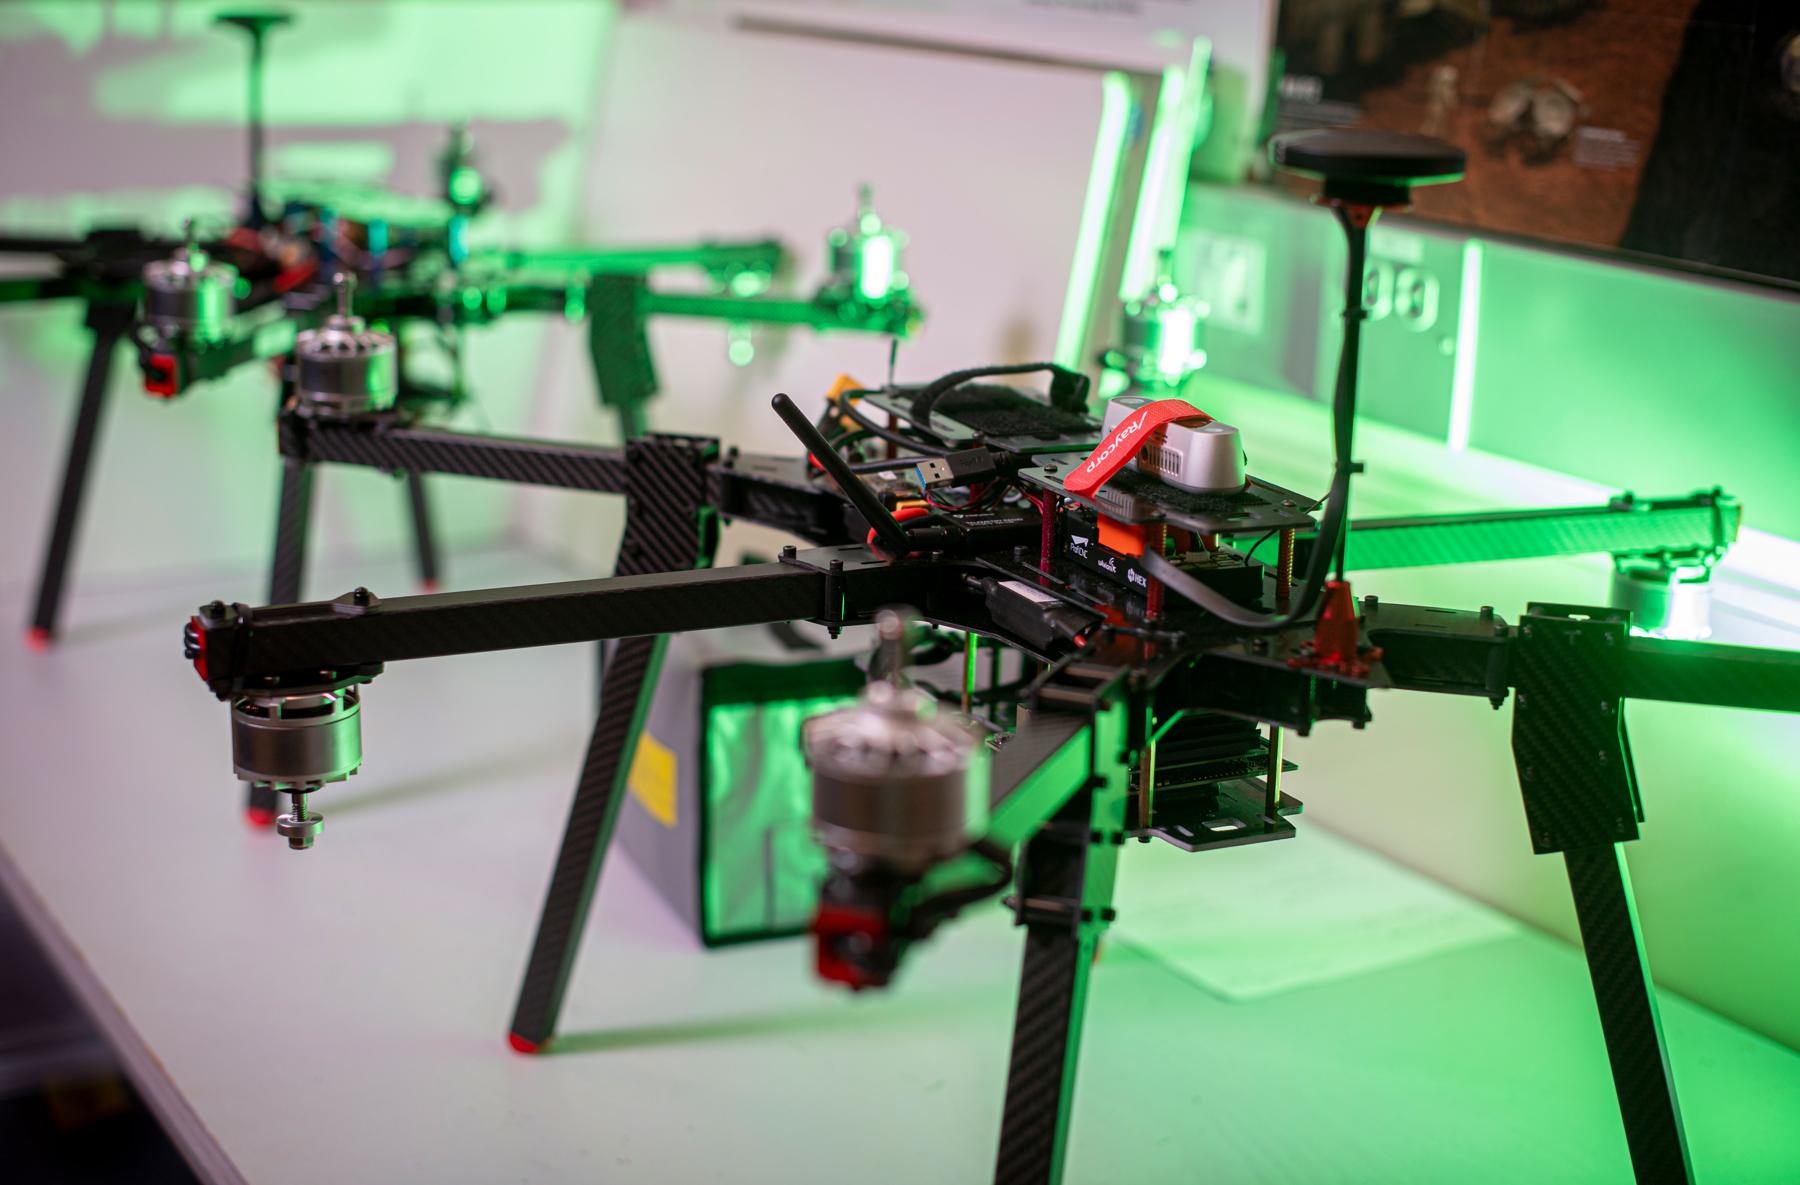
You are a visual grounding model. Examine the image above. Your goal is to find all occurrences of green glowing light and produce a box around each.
[727,326,755,367]
[1155,304,1202,380]
[857,233,897,303]
[485,285,507,316]
[447,165,484,208]
[1055,71,1134,369]
[728,269,771,297]
[703,693,858,937]
[1120,39,1210,302]
[563,282,586,322]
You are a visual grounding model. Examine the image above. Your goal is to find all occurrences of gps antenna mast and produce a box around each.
[215,11,294,228]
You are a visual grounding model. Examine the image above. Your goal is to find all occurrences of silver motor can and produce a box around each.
[293,273,397,418]
[142,225,237,343]
[804,609,986,875]
[231,685,363,791]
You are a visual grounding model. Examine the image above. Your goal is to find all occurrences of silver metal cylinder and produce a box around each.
[143,245,237,343]
[1611,556,1713,640]
[804,611,985,874]
[231,686,363,791]
[1112,250,1206,392]
[294,321,397,418]
[822,185,906,305]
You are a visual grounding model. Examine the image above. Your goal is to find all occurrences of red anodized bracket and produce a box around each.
[144,353,181,398]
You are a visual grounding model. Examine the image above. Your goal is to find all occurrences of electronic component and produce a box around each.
[823,185,908,306]
[1105,252,1208,395]
[141,224,237,343]
[805,609,986,876]
[1099,393,1244,493]
[292,273,398,418]
[1060,504,1263,606]
[914,447,1001,489]
[230,683,361,850]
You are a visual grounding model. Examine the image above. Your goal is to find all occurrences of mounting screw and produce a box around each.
[1523,624,1534,637]
[1013,545,1026,561]
[1282,499,1297,507]
[352,587,371,605]
[780,544,797,559]
[277,790,322,851]
[1479,605,1493,620]
[1516,691,1527,707]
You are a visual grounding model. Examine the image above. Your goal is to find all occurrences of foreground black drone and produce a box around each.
[177,132,1793,1184]
[7,9,917,650]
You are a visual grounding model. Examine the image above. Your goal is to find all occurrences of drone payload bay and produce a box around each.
[174,130,1793,1184]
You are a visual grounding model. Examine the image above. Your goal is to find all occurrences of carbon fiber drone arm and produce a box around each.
[490,237,786,279]
[184,547,962,698]
[1288,489,1738,572]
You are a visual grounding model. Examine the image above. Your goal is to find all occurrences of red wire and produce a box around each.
[273,261,318,294]
[867,505,932,555]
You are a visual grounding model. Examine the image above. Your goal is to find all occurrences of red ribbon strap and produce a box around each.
[1062,398,1211,496]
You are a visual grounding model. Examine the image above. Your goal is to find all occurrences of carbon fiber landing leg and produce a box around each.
[27,313,127,644]
[1511,606,1691,1184]
[507,434,718,1051]
[995,919,1100,1185]
[267,457,314,605]
[403,470,440,589]
[996,705,1130,1185]
[1565,845,1692,1184]
[508,633,667,1050]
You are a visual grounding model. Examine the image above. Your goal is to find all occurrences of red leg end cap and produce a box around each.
[420,579,440,593]
[24,627,52,652]
[508,1033,545,1055]
[246,807,277,828]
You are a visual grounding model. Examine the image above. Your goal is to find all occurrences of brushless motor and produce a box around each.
[142,225,237,343]
[293,273,397,418]
[231,684,363,850]
[1612,555,1713,640]
[804,610,984,875]
[1112,258,1207,393]
[824,185,909,306]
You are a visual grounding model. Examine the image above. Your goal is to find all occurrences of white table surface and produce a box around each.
[4,543,1798,1185]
